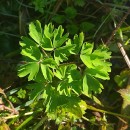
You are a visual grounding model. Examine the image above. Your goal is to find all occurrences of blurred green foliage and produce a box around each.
[0,0,130,129]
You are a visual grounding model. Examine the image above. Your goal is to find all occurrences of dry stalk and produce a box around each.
[106,8,130,45]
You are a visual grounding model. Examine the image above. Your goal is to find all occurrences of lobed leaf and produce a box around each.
[27,83,45,100]
[20,37,41,61]
[29,20,43,45]
[72,32,84,54]
[54,44,75,64]
[55,64,81,96]
[41,35,53,51]
[44,23,54,38]
[18,62,39,81]
[83,74,103,97]
[80,43,111,80]
[41,64,54,81]
[65,7,77,19]
[53,25,69,48]
[44,89,87,122]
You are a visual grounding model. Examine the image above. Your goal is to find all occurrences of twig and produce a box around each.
[48,0,64,21]
[15,0,34,9]
[105,8,130,45]
[117,42,130,68]
[82,116,99,126]
[93,9,112,38]
[0,88,18,115]
[0,31,20,37]
[104,3,129,10]
[2,111,34,120]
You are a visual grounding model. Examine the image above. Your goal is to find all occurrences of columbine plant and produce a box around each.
[18,20,111,124]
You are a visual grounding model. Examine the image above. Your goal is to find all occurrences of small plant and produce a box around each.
[30,0,56,13]
[18,20,111,128]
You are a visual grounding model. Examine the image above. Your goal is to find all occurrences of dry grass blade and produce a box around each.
[106,8,130,45]
[117,42,130,68]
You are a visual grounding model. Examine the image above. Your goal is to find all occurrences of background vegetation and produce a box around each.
[0,0,130,130]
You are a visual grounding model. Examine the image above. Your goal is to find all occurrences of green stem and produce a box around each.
[16,115,34,130]
[82,116,99,126]
[87,105,130,119]
[104,3,129,10]
[0,31,20,37]
[33,116,47,130]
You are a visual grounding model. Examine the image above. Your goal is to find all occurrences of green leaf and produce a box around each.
[32,0,45,13]
[18,62,39,81]
[80,43,111,80]
[54,65,67,80]
[29,20,43,45]
[86,66,111,80]
[54,64,77,80]
[82,74,103,97]
[54,44,75,64]
[44,23,54,39]
[80,22,95,32]
[24,100,34,106]
[64,97,83,118]
[66,24,79,35]
[74,0,86,7]
[45,89,87,122]
[52,15,66,24]
[118,88,130,110]
[17,89,26,99]
[53,25,69,48]
[55,64,81,96]
[80,42,93,55]
[41,35,53,51]
[33,71,46,83]
[42,58,57,69]
[114,70,130,87]
[72,32,84,54]
[27,83,44,100]
[40,58,57,81]
[92,45,111,60]
[80,44,94,68]
[7,88,19,95]
[82,74,89,96]
[65,7,77,19]
[9,95,21,104]
[69,69,81,81]
[55,65,73,95]
[41,63,53,81]
[69,80,82,95]
[92,95,103,106]
[20,37,41,61]
[17,21,112,125]
[20,36,36,47]
[68,69,82,95]
[57,79,71,96]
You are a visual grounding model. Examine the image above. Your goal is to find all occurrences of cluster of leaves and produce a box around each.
[18,20,111,125]
[52,5,95,35]
[30,0,56,13]
[2,0,130,129]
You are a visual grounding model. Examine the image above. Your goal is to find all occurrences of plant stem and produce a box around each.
[87,105,130,120]
[106,8,130,45]
[82,116,99,126]
[15,115,34,130]
[3,111,34,120]
[33,116,47,130]
[117,42,130,68]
